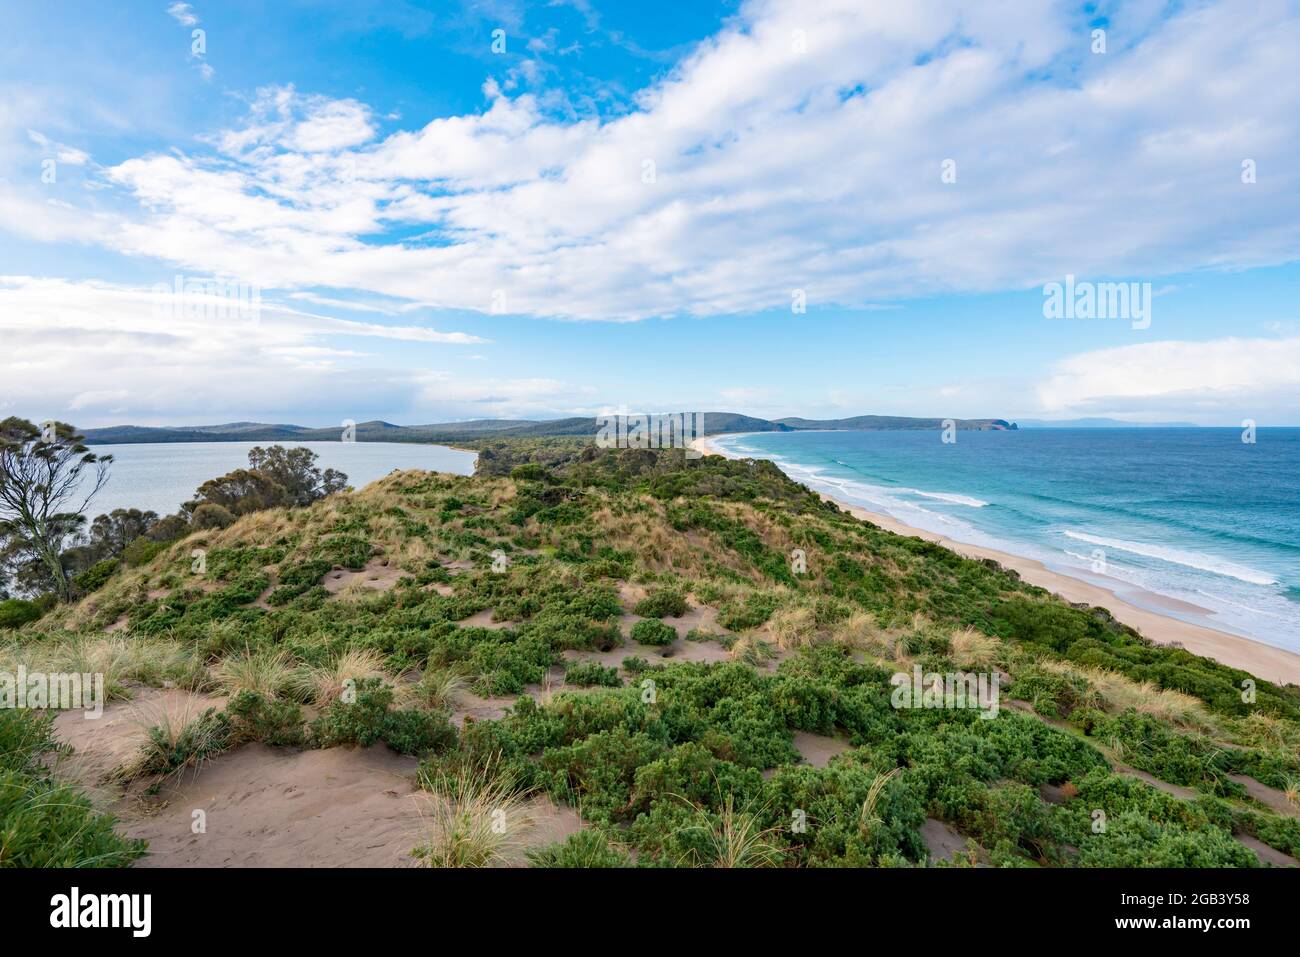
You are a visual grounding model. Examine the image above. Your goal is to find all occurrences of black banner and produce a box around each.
[0,867,1286,943]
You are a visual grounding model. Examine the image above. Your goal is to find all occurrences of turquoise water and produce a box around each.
[83,442,477,519]
[710,429,1300,653]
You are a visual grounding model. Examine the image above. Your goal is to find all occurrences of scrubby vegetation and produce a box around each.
[0,709,145,866]
[3,440,1298,867]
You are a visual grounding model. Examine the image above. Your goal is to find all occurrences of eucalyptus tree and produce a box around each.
[0,418,112,601]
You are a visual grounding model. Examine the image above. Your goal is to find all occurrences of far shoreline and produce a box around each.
[693,433,1300,686]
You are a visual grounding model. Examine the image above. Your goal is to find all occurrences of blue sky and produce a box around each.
[2,0,1298,427]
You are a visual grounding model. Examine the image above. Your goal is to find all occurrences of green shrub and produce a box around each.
[315,534,373,570]
[718,592,780,631]
[309,677,457,755]
[631,618,676,646]
[0,598,42,630]
[122,536,170,567]
[267,558,331,605]
[116,708,232,782]
[192,503,236,530]
[73,558,120,595]
[0,710,146,867]
[526,829,631,867]
[227,690,306,747]
[564,660,621,687]
[634,588,688,619]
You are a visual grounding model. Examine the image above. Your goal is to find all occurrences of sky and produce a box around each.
[1,0,1298,428]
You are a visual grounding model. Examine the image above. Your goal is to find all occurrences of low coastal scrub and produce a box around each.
[0,709,146,867]
[4,442,1298,868]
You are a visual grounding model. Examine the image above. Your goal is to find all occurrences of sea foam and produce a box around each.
[1063,531,1278,586]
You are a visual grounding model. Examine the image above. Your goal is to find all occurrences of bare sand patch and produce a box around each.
[451,689,520,726]
[1235,833,1298,868]
[921,817,984,865]
[52,686,226,806]
[323,558,408,596]
[791,730,850,768]
[669,604,720,638]
[1229,774,1299,817]
[126,743,424,867]
[124,743,581,868]
[563,633,731,672]
[617,582,649,608]
[457,609,519,630]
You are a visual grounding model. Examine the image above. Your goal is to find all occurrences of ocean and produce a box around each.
[708,428,1300,654]
[82,441,478,519]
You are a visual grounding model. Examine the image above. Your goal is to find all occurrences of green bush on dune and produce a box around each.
[630,618,676,646]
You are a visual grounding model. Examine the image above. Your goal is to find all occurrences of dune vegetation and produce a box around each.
[3,441,1299,867]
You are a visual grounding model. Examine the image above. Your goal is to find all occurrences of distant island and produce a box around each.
[81,413,1018,445]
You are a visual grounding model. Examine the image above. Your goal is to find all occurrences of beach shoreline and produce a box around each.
[693,434,1300,686]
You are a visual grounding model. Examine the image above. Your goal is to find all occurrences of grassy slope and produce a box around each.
[6,443,1299,867]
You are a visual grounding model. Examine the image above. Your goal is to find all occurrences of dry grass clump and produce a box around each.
[948,627,1002,670]
[213,649,297,699]
[767,605,818,651]
[111,699,230,783]
[293,647,387,705]
[729,635,776,666]
[1228,711,1300,751]
[3,633,204,698]
[858,767,902,834]
[1036,659,1210,729]
[403,667,469,711]
[414,759,534,867]
[829,611,891,656]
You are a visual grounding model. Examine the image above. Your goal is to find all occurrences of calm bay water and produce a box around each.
[84,441,477,518]
[710,429,1300,653]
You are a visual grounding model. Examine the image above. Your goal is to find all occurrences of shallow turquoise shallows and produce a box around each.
[710,428,1300,654]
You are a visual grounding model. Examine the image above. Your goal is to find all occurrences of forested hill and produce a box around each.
[81,413,1017,444]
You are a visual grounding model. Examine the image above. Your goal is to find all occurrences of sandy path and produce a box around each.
[52,688,582,867]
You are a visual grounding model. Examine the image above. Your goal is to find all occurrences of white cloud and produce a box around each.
[26,129,90,165]
[5,0,1297,323]
[1035,336,1300,422]
[166,3,199,27]
[0,276,495,425]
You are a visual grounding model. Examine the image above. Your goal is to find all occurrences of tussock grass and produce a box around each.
[948,627,1002,670]
[672,794,783,868]
[2,633,203,698]
[294,648,387,706]
[1037,658,1210,728]
[111,701,230,783]
[404,667,468,711]
[214,649,297,700]
[858,767,902,834]
[729,634,775,665]
[414,759,534,867]
[767,605,818,650]
[829,611,891,656]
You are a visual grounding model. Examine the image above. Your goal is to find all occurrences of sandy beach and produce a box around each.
[693,435,1300,686]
